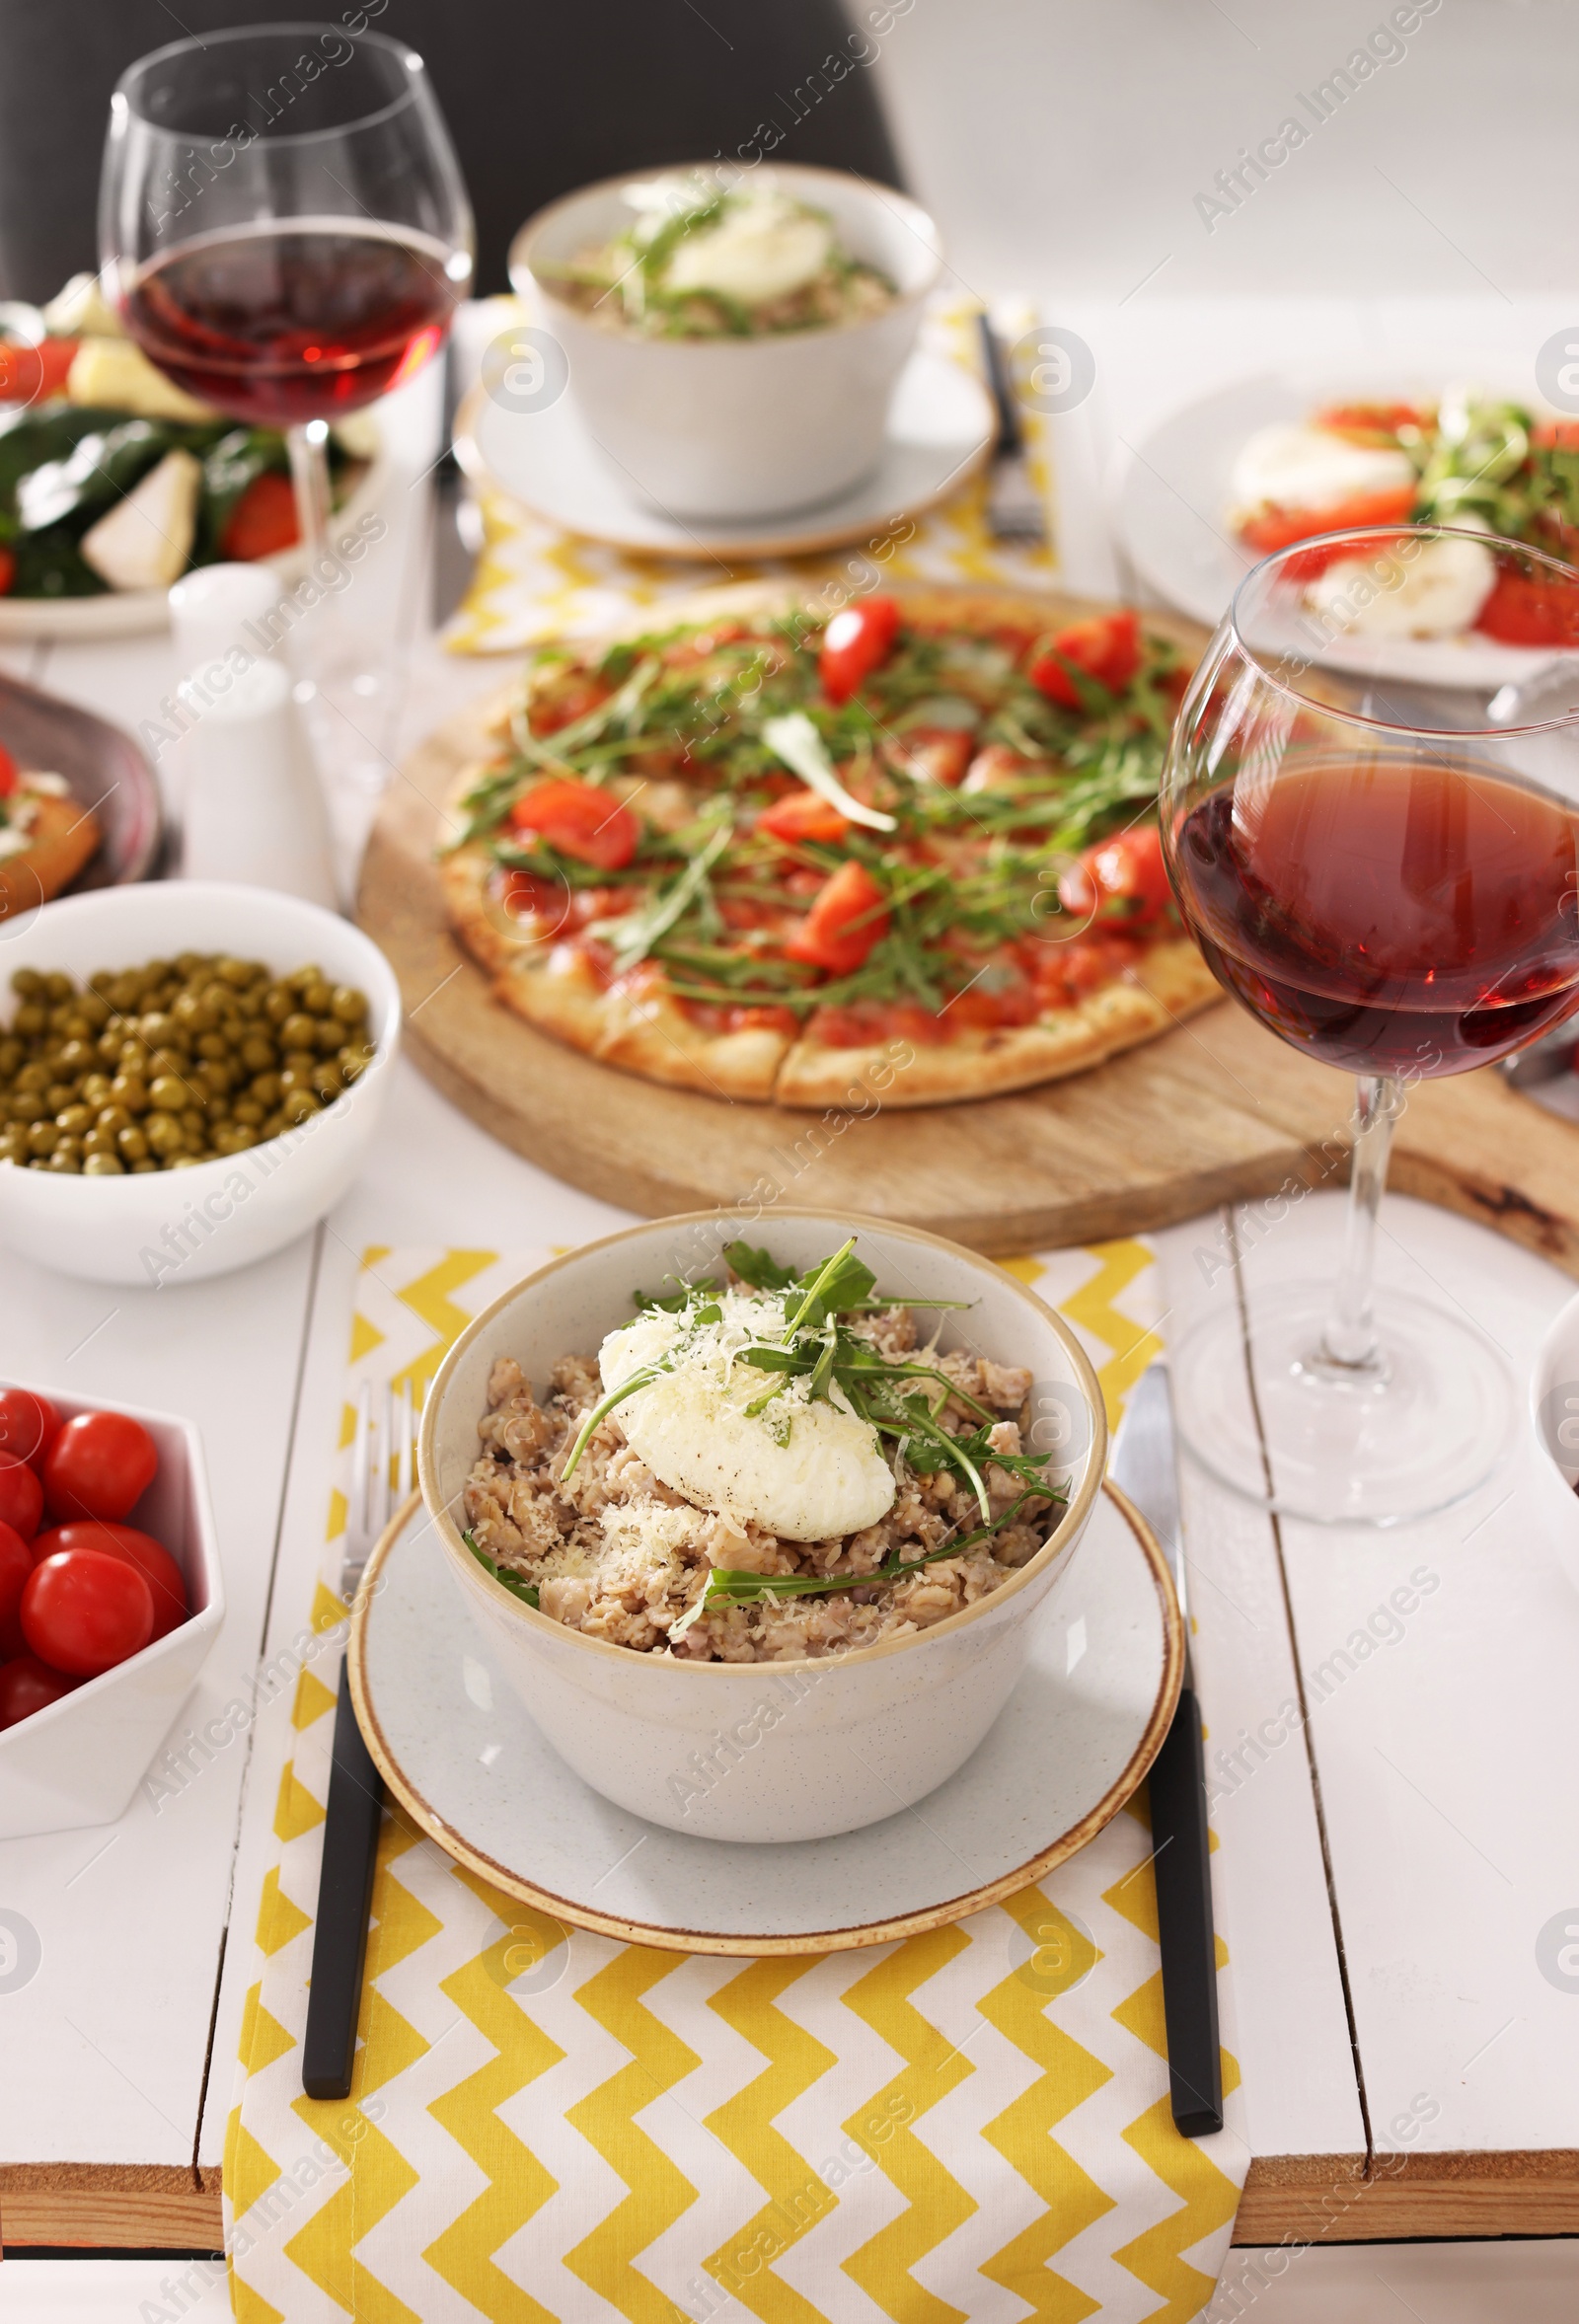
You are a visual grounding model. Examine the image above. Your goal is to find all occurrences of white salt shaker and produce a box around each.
[168,564,338,909]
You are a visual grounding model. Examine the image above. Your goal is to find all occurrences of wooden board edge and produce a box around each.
[1235,2150,1579,2245]
[0,2163,223,2250]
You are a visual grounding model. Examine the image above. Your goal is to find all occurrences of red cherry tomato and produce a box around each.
[220,471,299,561]
[1475,567,1579,646]
[0,337,77,404]
[0,1451,42,1540]
[1058,824,1173,924]
[0,548,14,598]
[508,778,638,871]
[0,1388,58,1472]
[1237,485,1417,564]
[1028,611,1143,709]
[1314,403,1426,439]
[32,1522,187,1642]
[784,860,890,974]
[888,727,974,787]
[0,1519,32,1657]
[0,743,16,798]
[22,1549,154,1678]
[42,1410,158,1523]
[757,787,850,845]
[0,1653,81,1729]
[819,595,900,705]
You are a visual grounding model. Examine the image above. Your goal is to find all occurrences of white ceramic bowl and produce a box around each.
[510,164,942,522]
[0,881,400,1285]
[418,1210,1106,1843]
[0,1379,223,1837]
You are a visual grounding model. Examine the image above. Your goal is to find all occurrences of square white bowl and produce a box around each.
[0,1380,224,1837]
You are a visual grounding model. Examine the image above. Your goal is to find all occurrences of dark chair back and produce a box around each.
[0,0,905,300]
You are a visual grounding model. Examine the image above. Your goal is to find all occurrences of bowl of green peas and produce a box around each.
[0,881,400,1284]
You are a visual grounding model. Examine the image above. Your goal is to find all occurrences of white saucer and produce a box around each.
[349,1481,1180,1956]
[454,347,996,563]
[1115,357,1561,690]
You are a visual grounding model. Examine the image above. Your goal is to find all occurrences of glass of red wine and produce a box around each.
[1162,523,1579,1524]
[100,25,472,684]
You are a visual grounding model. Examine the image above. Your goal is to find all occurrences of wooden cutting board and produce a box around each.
[359,683,1579,1274]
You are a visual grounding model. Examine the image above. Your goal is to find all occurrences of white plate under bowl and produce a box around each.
[454,347,995,562]
[1114,358,1565,690]
[0,426,387,641]
[349,1479,1180,1956]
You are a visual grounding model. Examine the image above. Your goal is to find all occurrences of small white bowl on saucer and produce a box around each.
[509,163,945,523]
[0,1379,223,1837]
[417,1209,1112,1845]
[0,881,400,1286]
[456,345,994,562]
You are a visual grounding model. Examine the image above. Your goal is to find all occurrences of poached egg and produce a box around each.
[598,1292,896,1542]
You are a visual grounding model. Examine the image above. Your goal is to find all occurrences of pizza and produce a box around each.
[437,583,1221,1110]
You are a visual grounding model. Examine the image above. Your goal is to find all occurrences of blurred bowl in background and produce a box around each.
[0,670,162,895]
[510,164,942,523]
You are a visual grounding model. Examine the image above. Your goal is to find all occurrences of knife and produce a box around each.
[1110,1361,1224,2137]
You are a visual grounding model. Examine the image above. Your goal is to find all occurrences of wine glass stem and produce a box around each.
[1320,1073,1401,1373]
[286,419,332,569]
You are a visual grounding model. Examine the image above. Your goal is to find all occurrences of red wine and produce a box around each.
[1170,755,1579,1076]
[124,221,458,424]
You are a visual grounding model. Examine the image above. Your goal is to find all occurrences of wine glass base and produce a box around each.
[1170,1283,1516,1526]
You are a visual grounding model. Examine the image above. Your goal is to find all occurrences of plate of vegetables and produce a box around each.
[0,272,384,638]
[1115,359,1579,685]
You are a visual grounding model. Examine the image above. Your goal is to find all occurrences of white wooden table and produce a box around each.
[3,295,1579,2322]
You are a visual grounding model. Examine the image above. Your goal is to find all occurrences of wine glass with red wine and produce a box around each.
[1162,523,1579,1524]
[100,24,472,651]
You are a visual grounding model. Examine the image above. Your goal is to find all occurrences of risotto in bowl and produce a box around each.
[419,1210,1104,1841]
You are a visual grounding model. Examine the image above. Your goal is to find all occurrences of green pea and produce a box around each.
[83,1151,125,1175]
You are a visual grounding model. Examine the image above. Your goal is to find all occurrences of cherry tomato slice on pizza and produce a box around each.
[819,596,900,705]
[784,860,890,974]
[1028,610,1142,710]
[508,778,638,871]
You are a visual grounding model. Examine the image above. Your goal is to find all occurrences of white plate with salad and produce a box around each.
[1115,359,1579,687]
[0,274,386,640]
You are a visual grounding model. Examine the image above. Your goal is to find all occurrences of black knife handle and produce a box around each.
[975,312,1023,457]
[1148,1686,1224,2137]
[302,1655,384,2100]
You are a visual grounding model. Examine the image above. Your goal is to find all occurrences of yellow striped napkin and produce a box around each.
[223,1238,1246,2323]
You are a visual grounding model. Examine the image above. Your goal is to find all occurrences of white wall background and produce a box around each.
[869,0,1572,305]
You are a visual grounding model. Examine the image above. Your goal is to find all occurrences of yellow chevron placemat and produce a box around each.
[225,1240,1247,2323]
[439,298,1061,658]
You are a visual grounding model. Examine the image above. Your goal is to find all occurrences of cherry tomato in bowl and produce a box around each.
[32,1521,188,1641]
[21,1548,154,1679]
[42,1409,158,1523]
[0,1519,32,1657]
[0,1387,58,1473]
[0,1451,42,1540]
[0,1654,81,1730]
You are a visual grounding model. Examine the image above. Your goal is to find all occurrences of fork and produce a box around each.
[977,311,1048,548]
[301,1380,417,2100]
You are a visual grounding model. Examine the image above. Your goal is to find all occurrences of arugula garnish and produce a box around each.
[463,1528,540,1609]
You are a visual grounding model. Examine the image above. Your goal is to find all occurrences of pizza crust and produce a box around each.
[775,963,1217,1110]
[437,582,1219,1112]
